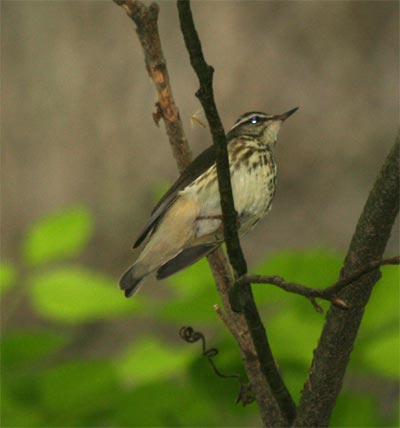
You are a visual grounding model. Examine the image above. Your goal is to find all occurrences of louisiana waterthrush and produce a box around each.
[120,107,298,297]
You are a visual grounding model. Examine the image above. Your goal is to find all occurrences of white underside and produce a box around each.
[180,142,276,238]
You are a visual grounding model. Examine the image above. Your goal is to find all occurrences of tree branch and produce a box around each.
[238,256,399,312]
[113,2,398,426]
[114,1,290,425]
[294,134,400,427]
[177,1,296,425]
[176,0,246,272]
[113,0,192,172]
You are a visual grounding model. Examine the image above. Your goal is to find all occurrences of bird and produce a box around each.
[120,107,298,297]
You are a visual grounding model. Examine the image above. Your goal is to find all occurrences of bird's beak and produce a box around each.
[275,107,299,121]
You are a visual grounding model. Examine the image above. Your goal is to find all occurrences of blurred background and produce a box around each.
[1,1,399,427]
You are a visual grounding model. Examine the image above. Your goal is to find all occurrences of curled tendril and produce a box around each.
[179,326,255,406]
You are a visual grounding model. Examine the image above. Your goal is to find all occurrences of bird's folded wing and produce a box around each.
[133,145,217,248]
[156,243,219,279]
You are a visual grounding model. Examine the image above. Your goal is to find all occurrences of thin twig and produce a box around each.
[113,2,281,422]
[114,3,398,426]
[325,256,399,294]
[177,1,295,425]
[177,0,246,272]
[179,326,254,406]
[238,256,399,311]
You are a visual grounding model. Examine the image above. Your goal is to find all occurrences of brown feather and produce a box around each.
[133,145,218,248]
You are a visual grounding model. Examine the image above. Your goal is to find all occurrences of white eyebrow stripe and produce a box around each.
[229,112,271,131]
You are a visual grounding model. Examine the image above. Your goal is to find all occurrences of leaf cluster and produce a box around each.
[1,207,398,426]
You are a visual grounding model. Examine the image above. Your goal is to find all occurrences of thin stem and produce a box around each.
[113,2,287,424]
[113,0,192,172]
[177,1,296,424]
[239,256,399,310]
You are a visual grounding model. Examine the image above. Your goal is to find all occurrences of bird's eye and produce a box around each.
[250,116,259,124]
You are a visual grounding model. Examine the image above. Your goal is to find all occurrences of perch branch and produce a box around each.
[177,0,246,272]
[114,2,398,426]
[114,2,289,425]
[294,134,399,427]
[238,256,399,311]
[177,1,296,425]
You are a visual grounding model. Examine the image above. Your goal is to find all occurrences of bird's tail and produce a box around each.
[119,265,145,298]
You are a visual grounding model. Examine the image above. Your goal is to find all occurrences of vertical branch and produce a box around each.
[294,134,399,427]
[177,1,296,425]
[114,2,398,427]
[176,0,246,273]
[206,249,285,427]
[114,1,289,425]
[114,0,192,172]
[113,3,398,426]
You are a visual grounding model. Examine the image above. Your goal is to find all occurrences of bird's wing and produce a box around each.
[156,243,220,279]
[133,144,217,248]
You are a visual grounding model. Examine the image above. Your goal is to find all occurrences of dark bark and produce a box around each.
[113,2,398,425]
[176,0,246,273]
[177,1,296,425]
[294,134,399,426]
[114,1,290,425]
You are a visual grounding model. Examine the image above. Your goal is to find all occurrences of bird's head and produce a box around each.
[227,107,298,145]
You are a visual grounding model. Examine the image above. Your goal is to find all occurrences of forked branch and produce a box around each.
[114,1,292,425]
[113,1,399,426]
[177,0,296,424]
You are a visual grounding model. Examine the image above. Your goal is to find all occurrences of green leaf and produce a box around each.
[0,261,17,294]
[22,207,94,266]
[159,289,221,323]
[267,309,323,364]
[115,372,260,427]
[114,337,194,387]
[354,332,399,379]
[30,267,141,323]
[159,258,221,323]
[1,393,44,427]
[255,249,342,288]
[331,391,381,427]
[40,360,119,423]
[167,257,214,299]
[1,329,69,369]
[358,266,399,333]
[1,330,69,415]
[252,249,342,313]
[265,308,325,403]
[115,380,216,427]
[248,250,344,399]
[114,335,260,427]
[349,265,399,378]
